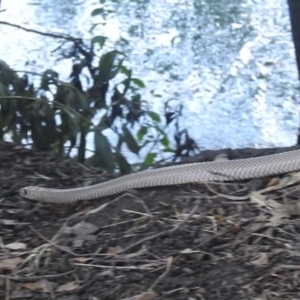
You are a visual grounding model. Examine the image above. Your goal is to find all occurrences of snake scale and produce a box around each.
[19,149,300,204]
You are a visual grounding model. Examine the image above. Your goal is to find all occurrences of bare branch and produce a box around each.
[0,20,80,42]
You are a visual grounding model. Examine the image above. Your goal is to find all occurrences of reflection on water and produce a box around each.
[0,0,299,160]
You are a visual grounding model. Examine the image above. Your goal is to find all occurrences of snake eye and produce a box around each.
[20,189,27,195]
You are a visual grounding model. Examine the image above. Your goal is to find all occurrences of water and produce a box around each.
[0,0,299,161]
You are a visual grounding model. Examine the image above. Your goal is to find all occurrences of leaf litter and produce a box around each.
[1,141,300,299]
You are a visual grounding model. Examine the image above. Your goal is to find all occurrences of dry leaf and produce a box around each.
[267,213,289,227]
[285,202,300,216]
[107,246,122,254]
[180,249,201,254]
[21,280,50,292]
[250,192,268,207]
[241,282,252,289]
[2,219,18,225]
[74,257,91,263]
[247,214,268,232]
[71,221,99,235]
[250,253,269,268]
[256,172,300,194]
[5,242,27,250]
[266,177,280,187]
[0,257,22,271]
[250,192,290,228]
[56,281,79,292]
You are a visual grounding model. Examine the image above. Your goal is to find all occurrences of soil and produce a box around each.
[1,141,300,300]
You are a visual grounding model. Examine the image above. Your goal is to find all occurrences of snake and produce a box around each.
[19,149,300,204]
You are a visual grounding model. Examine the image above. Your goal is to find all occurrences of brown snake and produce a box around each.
[19,149,300,204]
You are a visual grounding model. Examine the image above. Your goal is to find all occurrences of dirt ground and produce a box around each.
[1,141,300,300]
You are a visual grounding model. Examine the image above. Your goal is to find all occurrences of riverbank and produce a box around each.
[1,141,300,299]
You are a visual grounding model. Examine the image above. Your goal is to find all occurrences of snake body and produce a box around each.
[19,149,300,204]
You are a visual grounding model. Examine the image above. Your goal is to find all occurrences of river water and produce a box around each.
[0,0,299,160]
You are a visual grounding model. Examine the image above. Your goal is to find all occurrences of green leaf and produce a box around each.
[74,89,89,111]
[137,126,147,142]
[162,148,175,153]
[107,58,124,81]
[100,51,117,71]
[65,87,76,108]
[115,150,132,174]
[94,129,114,173]
[123,125,140,154]
[91,7,104,16]
[91,35,107,48]
[96,114,109,131]
[153,123,165,135]
[144,153,157,165]
[40,69,59,91]
[132,78,145,88]
[0,60,18,85]
[11,128,22,144]
[160,136,169,148]
[121,69,132,96]
[148,111,161,123]
[98,51,119,81]
[119,65,130,76]
[0,82,11,96]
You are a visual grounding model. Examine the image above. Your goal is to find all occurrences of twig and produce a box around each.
[113,200,200,255]
[0,269,76,282]
[119,291,157,300]
[29,209,86,258]
[5,276,9,300]
[0,21,79,42]
[149,256,173,290]
[203,182,249,201]
[196,218,252,248]
[30,226,79,257]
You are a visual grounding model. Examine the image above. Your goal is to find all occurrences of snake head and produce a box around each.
[19,187,30,199]
[19,187,40,200]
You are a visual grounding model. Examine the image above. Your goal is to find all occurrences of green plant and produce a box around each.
[0,6,198,174]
